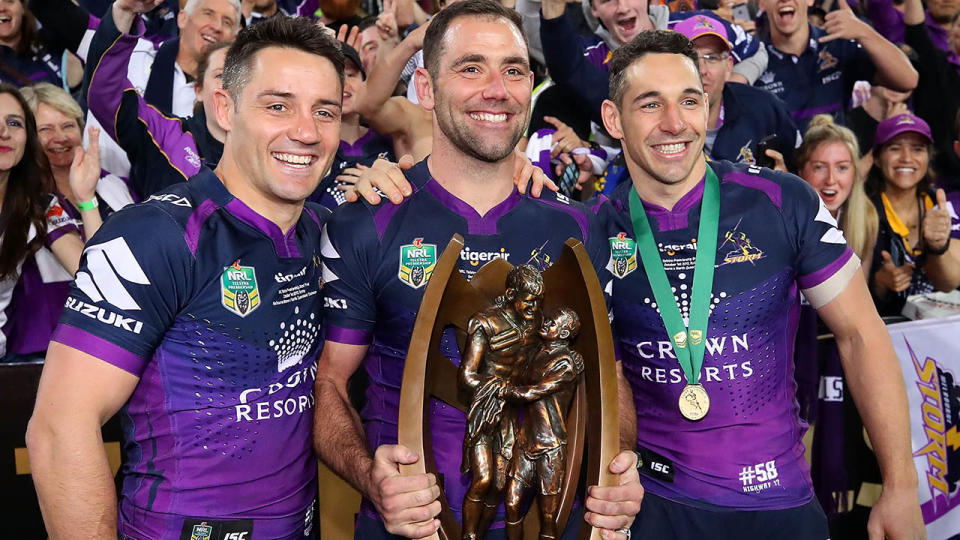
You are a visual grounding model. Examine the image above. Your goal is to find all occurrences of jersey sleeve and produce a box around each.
[44,195,80,246]
[784,175,860,309]
[52,204,194,376]
[320,203,380,345]
[946,192,960,240]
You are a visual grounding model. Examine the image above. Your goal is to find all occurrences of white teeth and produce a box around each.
[0,17,10,23]
[202,35,216,43]
[653,142,686,155]
[822,190,836,196]
[895,167,916,173]
[272,152,313,167]
[779,7,795,14]
[470,112,507,123]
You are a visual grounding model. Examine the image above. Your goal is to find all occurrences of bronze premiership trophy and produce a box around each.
[397,235,619,540]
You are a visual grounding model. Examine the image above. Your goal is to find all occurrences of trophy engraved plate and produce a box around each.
[397,235,619,540]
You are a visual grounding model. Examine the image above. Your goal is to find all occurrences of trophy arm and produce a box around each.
[504,360,580,403]
[457,326,488,393]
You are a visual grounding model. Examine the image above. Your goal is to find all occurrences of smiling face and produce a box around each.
[341,60,365,116]
[800,140,855,214]
[878,132,931,194]
[591,0,649,46]
[416,16,532,163]
[602,53,707,188]
[35,102,81,170]
[692,35,732,109]
[0,0,23,46]
[0,92,27,174]
[216,46,342,205]
[359,25,381,73]
[179,0,240,63]
[196,47,228,125]
[761,0,812,38]
[511,291,542,322]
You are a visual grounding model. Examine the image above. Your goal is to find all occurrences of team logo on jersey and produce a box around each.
[190,522,212,540]
[398,238,437,289]
[221,260,261,317]
[526,240,553,271]
[608,233,638,278]
[758,71,775,86]
[719,220,764,266]
[817,50,838,72]
[736,140,756,165]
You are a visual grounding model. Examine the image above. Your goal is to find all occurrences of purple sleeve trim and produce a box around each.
[721,171,783,209]
[136,99,200,180]
[373,202,404,242]
[52,323,149,376]
[798,247,855,290]
[87,29,139,143]
[184,199,218,256]
[46,222,79,246]
[326,325,373,346]
[303,206,323,229]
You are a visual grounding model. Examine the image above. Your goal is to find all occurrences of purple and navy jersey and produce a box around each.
[757,24,875,132]
[308,130,394,210]
[600,160,860,510]
[320,159,609,524]
[52,169,327,539]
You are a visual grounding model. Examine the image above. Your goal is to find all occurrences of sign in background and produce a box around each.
[890,315,960,539]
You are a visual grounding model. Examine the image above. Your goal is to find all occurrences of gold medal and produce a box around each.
[678,384,710,421]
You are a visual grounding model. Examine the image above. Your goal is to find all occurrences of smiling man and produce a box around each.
[26,16,342,539]
[598,30,924,538]
[313,1,643,539]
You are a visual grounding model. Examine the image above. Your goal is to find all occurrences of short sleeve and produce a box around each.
[945,192,960,240]
[320,203,380,345]
[53,205,194,376]
[44,195,79,246]
[786,177,860,309]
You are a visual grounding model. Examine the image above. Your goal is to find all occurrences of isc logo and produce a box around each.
[650,462,670,474]
[223,533,248,540]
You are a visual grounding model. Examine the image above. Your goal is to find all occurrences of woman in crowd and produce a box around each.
[0,0,83,88]
[0,84,96,362]
[5,83,126,363]
[795,114,878,276]
[866,113,960,316]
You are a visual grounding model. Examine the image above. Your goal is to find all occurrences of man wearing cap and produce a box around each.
[308,43,396,210]
[675,14,801,167]
[755,0,917,132]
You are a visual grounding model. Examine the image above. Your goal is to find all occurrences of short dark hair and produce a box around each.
[222,16,345,104]
[422,0,526,77]
[608,30,700,106]
[501,264,544,302]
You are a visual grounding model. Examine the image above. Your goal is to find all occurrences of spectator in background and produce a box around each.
[866,0,960,72]
[0,84,87,362]
[902,0,960,189]
[755,0,917,131]
[866,113,960,315]
[0,0,85,88]
[796,114,877,271]
[845,83,910,169]
[675,13,801,166]
[6,83,111,364]
[84,1,230,198]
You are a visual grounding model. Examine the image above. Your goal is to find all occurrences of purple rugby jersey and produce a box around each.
[53,169,328,539]
[599,160,859,511]
[320,158,610,527]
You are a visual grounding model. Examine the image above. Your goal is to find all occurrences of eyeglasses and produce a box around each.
[698,52,729,65]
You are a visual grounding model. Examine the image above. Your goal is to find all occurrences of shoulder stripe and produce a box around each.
[722,171,782,210]
[183,199,219,256]
[532,197,590,243]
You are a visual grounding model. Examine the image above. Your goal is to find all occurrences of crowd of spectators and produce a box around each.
[1,0,959,532]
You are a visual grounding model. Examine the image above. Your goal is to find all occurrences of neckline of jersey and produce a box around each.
[422,172,523,235]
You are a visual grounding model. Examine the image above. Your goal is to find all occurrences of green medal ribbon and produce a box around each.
[628,164,720,386]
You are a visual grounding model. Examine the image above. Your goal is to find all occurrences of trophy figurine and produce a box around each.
[397,236,619,540]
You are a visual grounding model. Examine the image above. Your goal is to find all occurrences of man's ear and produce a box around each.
[601,99,624,140]
[414,67,435,111]
[177,8,188,31]
[213,88,235,133]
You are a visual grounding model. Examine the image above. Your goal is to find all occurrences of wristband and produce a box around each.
[77,198,99,212]
[927,237,951,256]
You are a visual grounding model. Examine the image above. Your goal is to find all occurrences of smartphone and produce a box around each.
[756,134,781,169]
[732,2,751,20]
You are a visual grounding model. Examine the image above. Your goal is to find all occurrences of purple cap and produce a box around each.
[874,113,934,148]
[673,14,732,51]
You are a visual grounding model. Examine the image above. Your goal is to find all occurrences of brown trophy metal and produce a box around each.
[397,235,620,540]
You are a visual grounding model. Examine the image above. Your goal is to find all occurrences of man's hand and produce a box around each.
[343,155,415,204]
[866,484,926,540]
[923,189,952,253]
[554,152,594,191]
[544,116,587,158]
[584,450,644,539]
[336,24,362,51]
[367,444,442,539]
[70,126,102,203]
[764,148,789,172]
[874,251,915,293]
[513,149,559,197]
[819,0,871,43]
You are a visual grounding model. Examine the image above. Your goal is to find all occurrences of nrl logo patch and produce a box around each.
[398,238,437,289]
[609,232,638,278]
[221,260,261,317]
[190,522,212,540]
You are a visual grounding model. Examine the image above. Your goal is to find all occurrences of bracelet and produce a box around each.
[77,198,98,212]
[927,237,951,256]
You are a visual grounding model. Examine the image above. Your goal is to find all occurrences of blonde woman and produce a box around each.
[795,114,878,277]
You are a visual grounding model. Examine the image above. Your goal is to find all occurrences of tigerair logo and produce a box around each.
[460,246,510,266]
[658,240,697,257]
[909,340,960,507]
[720,220,764,266]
